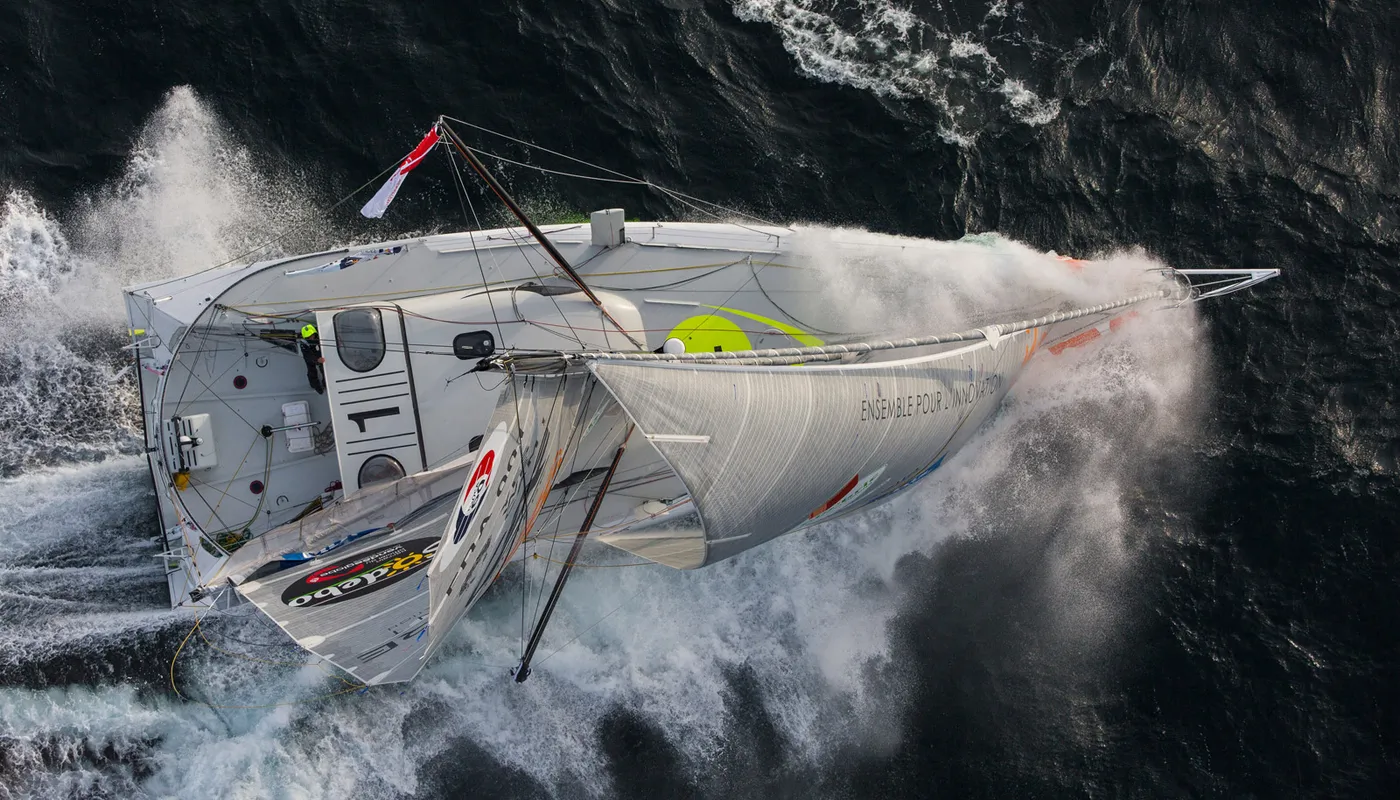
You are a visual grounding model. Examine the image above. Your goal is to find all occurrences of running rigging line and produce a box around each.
[437,114,780,230]
[438,120,645,350]
[513,427,632,683]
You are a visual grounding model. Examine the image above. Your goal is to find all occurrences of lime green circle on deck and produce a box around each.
[668,315,754,353]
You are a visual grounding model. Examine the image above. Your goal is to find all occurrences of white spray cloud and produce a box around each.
[0,93,1211,797]
[0,86,329,474]
[790,227,1162,338]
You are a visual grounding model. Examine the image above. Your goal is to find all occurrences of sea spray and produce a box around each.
[0,88,335,796]
[0,92,1214,798]
[0,86,333,475]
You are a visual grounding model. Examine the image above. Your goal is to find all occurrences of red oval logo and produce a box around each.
[305,562,365,584]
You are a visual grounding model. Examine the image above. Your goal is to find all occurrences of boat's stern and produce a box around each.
[124,262,347,608]
[124,286,223,608]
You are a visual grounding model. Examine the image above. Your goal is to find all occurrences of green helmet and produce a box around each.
[300,324,317,339]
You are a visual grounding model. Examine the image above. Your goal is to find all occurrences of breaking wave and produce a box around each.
[0,89,1213,797]
[0,87,328,475]
[731,0,1097,144]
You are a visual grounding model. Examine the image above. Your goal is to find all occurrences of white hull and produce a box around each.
[124,213,1272,682]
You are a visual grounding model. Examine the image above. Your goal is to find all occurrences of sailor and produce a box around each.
[299,324,326,394]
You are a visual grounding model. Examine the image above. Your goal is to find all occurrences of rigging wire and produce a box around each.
[440,121,643,349]
[463,143,777,239]
[458,147,648,185]
[530,584,650,671]
[436,116,859,354]
[446,143,508,345]
[434,121,817,347]
[529,553,653,569]
[201,434,264,531]
[215,259,813,313]
[439,115,781,228]
[447,142,587,351]
[137,149,413,292]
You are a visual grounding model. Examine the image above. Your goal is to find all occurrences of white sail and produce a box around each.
[229,455,480,685]
[588,335,1033,568]
[423,371,624,664]
[223,454,476,586]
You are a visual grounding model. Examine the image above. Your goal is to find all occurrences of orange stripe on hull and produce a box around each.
[1109,311,1139,333]
[1056,256,1088,272]
[1022,326,1045,365]
[1048,327,1101,355]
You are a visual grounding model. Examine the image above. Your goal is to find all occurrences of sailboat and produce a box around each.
[124,118,1278,685]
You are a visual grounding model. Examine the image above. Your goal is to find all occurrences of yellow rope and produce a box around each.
[202,434,263,531]
[168,604,367,710]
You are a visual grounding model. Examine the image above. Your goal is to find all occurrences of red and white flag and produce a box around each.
[360,125,441,218]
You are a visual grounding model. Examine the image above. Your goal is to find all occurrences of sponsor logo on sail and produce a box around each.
[867,455,947,507]
[803,466,888,526]
[859,375,1002,422]
[451,449,496,544]
[281,538,439,608]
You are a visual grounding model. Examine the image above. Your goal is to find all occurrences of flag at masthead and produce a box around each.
[360,125,441,218]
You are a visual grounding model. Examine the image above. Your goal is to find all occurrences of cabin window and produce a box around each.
[333,308,385,372]
[358,454,406,487]
[452,330,496,360]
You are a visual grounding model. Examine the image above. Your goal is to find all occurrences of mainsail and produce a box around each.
[422,370,626,665]
[586,334,1030,568]
[230,291,1171,682]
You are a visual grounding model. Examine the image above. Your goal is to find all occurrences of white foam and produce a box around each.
[0,94,1211,796]
[730,0,1073,142]
[0,87,333,474]
[999,78,1062,125]
[785,227,1157,338]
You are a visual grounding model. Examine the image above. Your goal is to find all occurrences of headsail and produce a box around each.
[423,370,625,664]
[231,371,631,683]
[587,335,1030,568]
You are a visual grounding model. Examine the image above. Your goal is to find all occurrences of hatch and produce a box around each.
[316,305,427,496]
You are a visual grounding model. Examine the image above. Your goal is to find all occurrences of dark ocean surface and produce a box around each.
[1,0,1397,797]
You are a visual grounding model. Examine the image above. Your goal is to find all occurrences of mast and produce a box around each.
[513,436,630,683]
[438,120,644,349]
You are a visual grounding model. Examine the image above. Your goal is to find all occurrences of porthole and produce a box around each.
[333,308,386,372]
[358,454,406,488]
